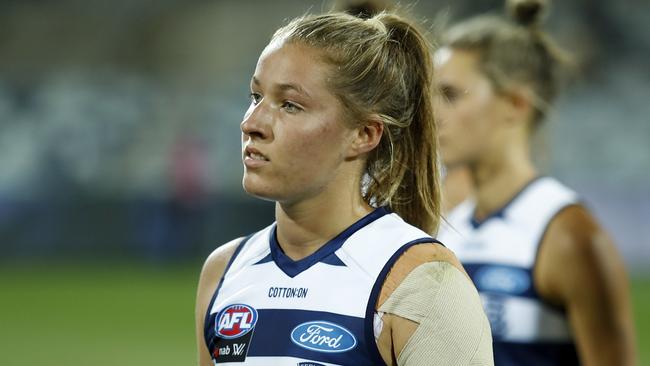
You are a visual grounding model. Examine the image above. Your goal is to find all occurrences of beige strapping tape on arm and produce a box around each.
[378,261,494,366]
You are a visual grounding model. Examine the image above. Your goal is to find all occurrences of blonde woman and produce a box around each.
[196,11,492,366]
[436,1,636,365]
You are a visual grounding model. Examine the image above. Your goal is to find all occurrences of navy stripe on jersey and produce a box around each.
[270,207,391,278]
[205,308,375,365]
[203,234,254,349]
[251,309,371,364]
[364,237,441,365]
[254,252,346,267]
[493,341,580,366]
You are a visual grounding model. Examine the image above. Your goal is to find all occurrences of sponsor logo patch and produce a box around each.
[290,321,357,353]
[216,304,258,339]
[212,304,258,363]
[475,266,531,295]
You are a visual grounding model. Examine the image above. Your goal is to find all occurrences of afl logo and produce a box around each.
[215,304,258,339]
[290,321,357,353]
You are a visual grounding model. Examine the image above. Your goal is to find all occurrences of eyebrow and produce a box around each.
[251,76,311,99]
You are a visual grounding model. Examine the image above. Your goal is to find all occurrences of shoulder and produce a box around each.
[378,242,466,307]
[195,237,247,364]
[199,237,246,286]
[196,236,247,318]
[540,204,608,269]
[196,236,247,308]
[546,203,600,243]
[536,204,618,303]
[376,243,491,365]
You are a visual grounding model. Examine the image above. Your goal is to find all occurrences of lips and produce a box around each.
[248,152,268,161]
[243,146,269,166]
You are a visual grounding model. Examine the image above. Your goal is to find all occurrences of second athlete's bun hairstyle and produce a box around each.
[506,0,549,27]
[441,0,569,130]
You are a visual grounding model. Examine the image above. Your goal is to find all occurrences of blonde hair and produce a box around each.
[443,0,570,128]
[272,12,441,234]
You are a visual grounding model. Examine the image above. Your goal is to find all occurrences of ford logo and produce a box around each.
[290,321,357,353]
[475,266,530,294]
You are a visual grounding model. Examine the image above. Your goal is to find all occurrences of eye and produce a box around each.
[249,92,262,105]
[281,101,302,114]
[440,86,463,104]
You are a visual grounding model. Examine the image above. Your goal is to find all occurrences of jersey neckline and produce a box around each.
[470,176,545,228]
[269,206,391,278]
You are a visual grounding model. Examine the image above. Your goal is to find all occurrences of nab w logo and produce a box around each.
[232,343,246,355]
[216,304,258,339]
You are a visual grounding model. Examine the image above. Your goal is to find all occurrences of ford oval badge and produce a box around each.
[290,321,357,353]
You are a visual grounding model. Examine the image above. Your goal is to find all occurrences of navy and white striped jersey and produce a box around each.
[204,207,434,365]
[438,177,581,366]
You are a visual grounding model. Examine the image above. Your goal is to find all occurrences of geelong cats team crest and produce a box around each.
[213,304,258,362]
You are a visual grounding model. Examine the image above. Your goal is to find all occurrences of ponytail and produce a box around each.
[364,14,440,234]
[273,12,441,234]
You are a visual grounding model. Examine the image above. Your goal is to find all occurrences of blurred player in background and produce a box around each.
[196,9,492,366]
[436,0,637,365]
[442,165,474,213]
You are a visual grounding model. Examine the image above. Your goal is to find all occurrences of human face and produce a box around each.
[241,41,357,204]
[434,47,510,168]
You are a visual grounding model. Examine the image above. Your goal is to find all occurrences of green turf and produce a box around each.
[0,265,648,366]
[633,278,650,365]
[0,264,199,366]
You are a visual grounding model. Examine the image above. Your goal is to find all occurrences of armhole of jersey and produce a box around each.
[531,202,583,313]
[202,234,254,348]
[363,237,441,365]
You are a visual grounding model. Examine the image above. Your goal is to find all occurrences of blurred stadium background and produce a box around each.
[0,0,647,365]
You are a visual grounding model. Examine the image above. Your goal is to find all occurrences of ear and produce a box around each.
[503,87,534,126]
[347,115,384,159]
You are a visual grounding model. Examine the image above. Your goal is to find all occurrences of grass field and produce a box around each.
[0,264,648,365]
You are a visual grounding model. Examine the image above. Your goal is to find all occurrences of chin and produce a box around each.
[242,177,280,202]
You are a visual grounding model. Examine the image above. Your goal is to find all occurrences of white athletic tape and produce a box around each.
[379,261,494,366]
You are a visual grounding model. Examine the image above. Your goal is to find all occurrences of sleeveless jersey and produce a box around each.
[438,177,581,366]
[204,207,434,365]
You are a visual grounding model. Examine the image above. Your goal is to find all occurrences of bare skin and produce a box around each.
[195,238,241,366]
[442,165,473,214]
[536,205,637,366]
[435,47,637,365]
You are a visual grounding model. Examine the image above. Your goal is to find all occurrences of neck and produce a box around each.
[274,171,372,261]
[469,145,537,221]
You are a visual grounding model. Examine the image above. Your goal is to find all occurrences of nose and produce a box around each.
[241,102,270,141]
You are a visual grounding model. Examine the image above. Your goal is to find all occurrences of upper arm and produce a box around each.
[195,238,243,366]
[376,243,491,365]
[377,243,466,309]
[535,205,636,366]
